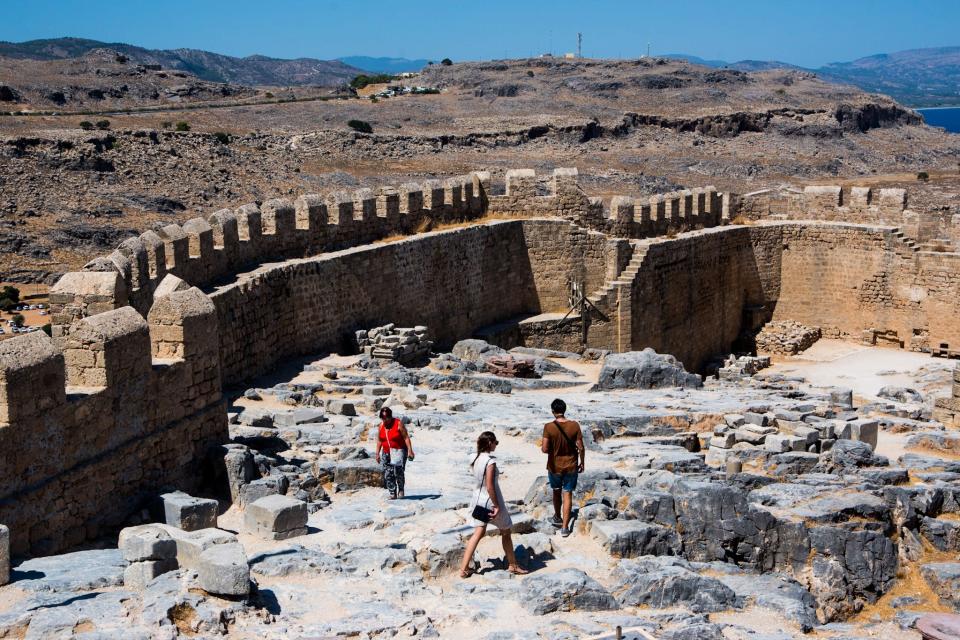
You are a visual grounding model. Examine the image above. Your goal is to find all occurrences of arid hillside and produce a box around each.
[2,56,960,282]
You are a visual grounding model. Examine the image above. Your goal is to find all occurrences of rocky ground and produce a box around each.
[2,338,958,639]
[3,56,960,282]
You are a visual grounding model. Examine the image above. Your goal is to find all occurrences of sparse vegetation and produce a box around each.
[348,119,373,133]
[11,313,25,328]
[1,286,20,304]
[213,131,231,144]
[175,121,191,132]
[527,70,535,77]
[917,171,929,182]
[441,58,453,66]
[95,119,111,130]
[160,121,172,129]
[0,298,15,313]
[79,120,94,130]
[350,74,397,90]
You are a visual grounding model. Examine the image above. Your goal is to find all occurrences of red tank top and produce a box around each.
[379,418,404,449]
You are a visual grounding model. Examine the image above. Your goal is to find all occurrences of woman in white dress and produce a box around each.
[459,431,529,578]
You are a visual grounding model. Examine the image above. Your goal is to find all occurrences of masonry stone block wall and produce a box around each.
[0,288,225,556]
[213,220,613,385]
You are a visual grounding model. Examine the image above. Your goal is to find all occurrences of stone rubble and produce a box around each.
[356,323,432,365]
[755,320,823,355]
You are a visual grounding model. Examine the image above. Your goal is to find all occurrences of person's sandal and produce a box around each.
[508,565,529,575]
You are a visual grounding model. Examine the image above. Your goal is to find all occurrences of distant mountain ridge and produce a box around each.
[0,37,363,86]
[666,46,960,107]
[337,56,430,74]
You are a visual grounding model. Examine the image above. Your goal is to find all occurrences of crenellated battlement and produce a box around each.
[0,287,225,555]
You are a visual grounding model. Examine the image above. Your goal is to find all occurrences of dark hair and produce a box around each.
[379,407,393,421]
[471,431,498,468]
[551,398,566,416]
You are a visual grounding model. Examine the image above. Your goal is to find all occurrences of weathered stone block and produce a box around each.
[327,399,356,416]
[849,419,878,450]
[197,542,250,596]
[245,494,308,540]
[590,520,681,558]
[123,558,177,590]
[160,491,218,531]
[118,524,177,562]
[334,459,384,490]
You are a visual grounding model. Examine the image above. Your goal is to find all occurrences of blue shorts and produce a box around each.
[548,471,578,493]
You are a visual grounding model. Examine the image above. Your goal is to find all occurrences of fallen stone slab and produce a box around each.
[273,407,326,426]
[11,549,126,593]
[239,475,288,507]
[196,543,250,597]
[334,459,384,491]
[612,556,738,613]
[596,349,702,390]
[245,494,308,540]
[160,491,218,531]
[591,520,681,558]
[520,568,618,614]
[249,545,341,577]
[327,399,357,416]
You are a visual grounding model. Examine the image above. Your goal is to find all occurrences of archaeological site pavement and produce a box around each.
[1,167,960,638]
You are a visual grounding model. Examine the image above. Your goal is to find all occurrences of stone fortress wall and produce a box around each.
[740,183,960,248]
[3,167,960,556]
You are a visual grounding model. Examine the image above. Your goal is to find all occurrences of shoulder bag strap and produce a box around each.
[554,419,577,449]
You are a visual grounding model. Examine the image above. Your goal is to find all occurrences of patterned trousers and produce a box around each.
[382,454,406,496]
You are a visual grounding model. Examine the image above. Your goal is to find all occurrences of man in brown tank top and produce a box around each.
[540,398,584,537]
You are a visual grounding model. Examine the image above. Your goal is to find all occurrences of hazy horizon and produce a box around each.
[3,0,959,69]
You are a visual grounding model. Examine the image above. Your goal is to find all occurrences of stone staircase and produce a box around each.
[587,241,651,311]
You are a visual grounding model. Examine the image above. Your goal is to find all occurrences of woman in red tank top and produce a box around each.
[375,407,415,499]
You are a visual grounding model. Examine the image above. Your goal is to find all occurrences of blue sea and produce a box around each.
[917,107,960,133]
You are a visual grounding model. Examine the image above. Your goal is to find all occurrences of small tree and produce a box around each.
[11,314,25,328]
[0,285,20,303]
[348,119,373,134]
[917,171,929,182]
[79,121,94,130]
[175,121,190,132]
[96,119,111,130]
[0,298,15,312]
[441,58,453,66]
[213,131,231,144]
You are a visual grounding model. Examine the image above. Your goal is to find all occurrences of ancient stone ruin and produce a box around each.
[2,167,960,637]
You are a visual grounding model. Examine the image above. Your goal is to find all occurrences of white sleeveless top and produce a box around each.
[471,453,513,530]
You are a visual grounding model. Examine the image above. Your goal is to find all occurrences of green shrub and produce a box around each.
[441,58,453,66]
[0,285,20,304]
[95,119,111,130]
[349,74,396,90]
[265,91,274,98]
[347,119,373,134]
[175,121,190,132]
[11,314,24,328]
[79,120,94,130]
[527,70,535,77]
[0,298,15,312]
[918,171,929,182]
[213,131,231,144]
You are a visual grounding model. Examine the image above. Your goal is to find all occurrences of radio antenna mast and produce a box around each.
[577,32,582,58]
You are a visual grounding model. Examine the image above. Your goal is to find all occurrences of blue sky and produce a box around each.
[2,0,958,68]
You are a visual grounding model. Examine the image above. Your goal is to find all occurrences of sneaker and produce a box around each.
[560,527,571,538]
[550,515,562,528]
